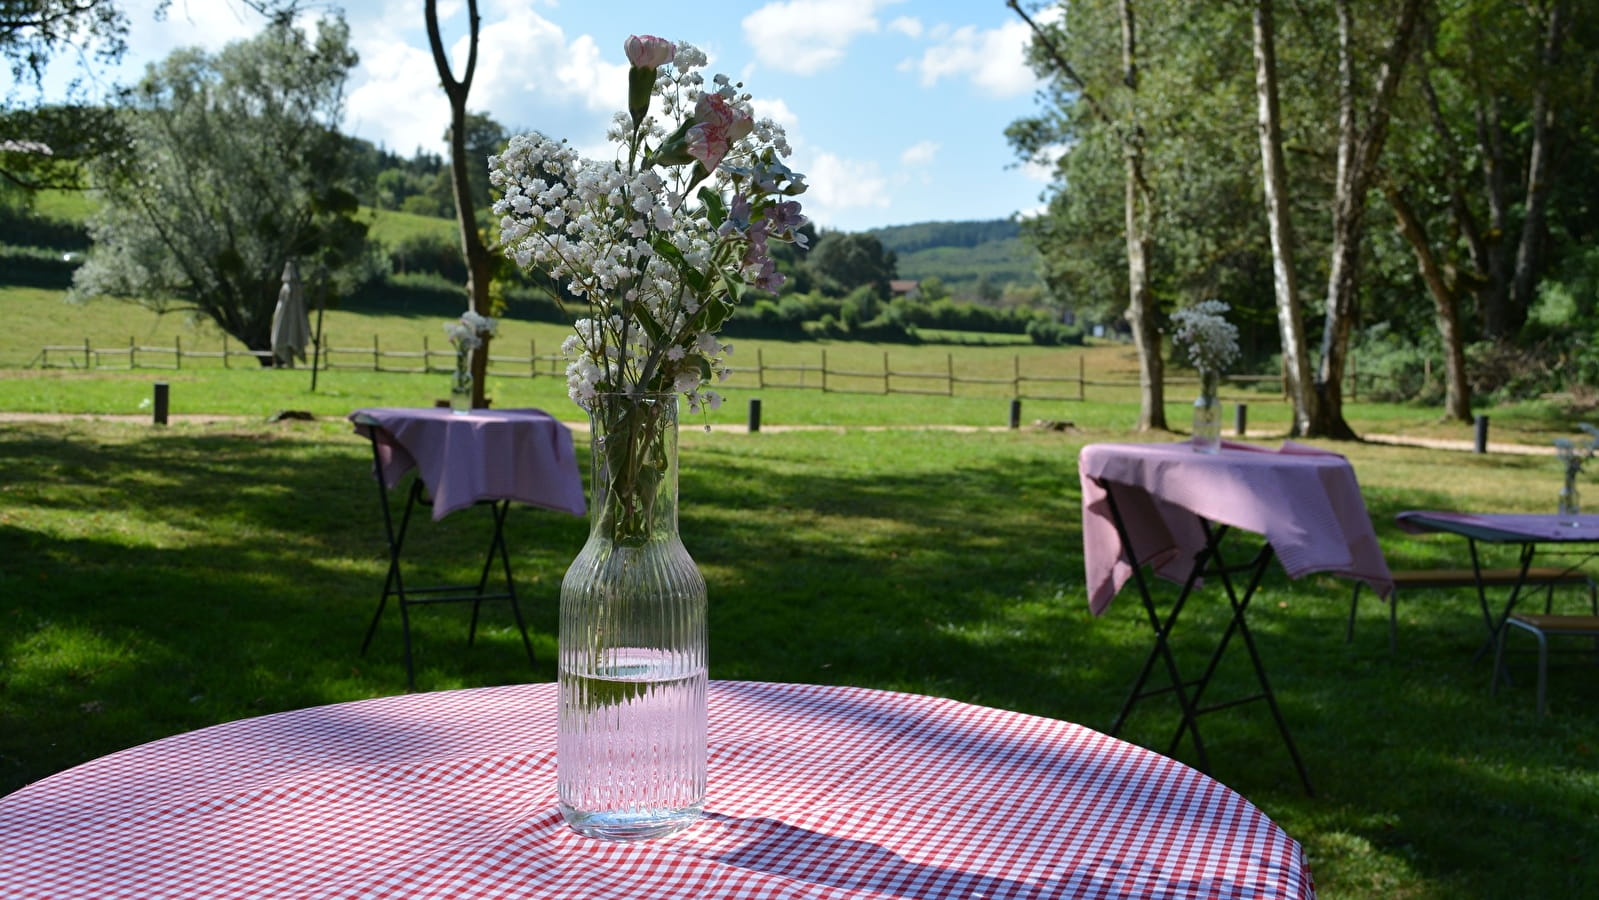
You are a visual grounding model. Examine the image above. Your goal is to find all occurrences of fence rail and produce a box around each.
[32,335,1384,403]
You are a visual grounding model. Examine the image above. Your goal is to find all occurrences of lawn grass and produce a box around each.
[4,283,1599,898]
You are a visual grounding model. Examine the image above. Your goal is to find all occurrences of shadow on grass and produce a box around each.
[1,423,1595,898]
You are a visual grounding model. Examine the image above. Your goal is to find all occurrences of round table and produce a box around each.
[0,681,1315,899]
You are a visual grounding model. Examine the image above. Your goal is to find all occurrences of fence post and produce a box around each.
[882,351,889,395]
[373,334,380,372]
[821,348,828,393]
[175,335,182,370]
[1079,355,1086,401]
[757,346,765,389]
[423,335,431,373]
[129,336,136,369]
[1013,355,1021,398]
[947,353,954,397]
[84,338,91,369]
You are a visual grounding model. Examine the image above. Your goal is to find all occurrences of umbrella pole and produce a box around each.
[310,268,327,392]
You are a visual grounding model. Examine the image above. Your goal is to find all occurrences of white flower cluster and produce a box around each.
[1170,299,1240,374]
[489,39,807,412]
[444,310,497,351]
[1555,423,1599,478]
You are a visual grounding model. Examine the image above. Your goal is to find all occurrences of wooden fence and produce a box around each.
[32,335,1334,402]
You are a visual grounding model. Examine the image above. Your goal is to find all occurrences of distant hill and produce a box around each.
[866,219,1041,290]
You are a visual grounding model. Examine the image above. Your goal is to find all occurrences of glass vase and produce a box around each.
[1191,368,1222,454]
[558,392,707,841]
[1559,470,1580,525]
[450,348,472,414]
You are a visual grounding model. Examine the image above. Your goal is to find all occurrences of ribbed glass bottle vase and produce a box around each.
[558,392,707,841]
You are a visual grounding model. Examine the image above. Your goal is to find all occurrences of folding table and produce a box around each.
[349,407,586,688]
[1079,440,1393,794]
[1396,510,1599,710]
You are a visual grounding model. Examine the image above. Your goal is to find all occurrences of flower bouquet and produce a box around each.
[1170,300,1239,453]
[1554,423,1599,521]
[443,310,496,413]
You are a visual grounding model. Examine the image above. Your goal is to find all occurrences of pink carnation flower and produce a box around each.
[624,34,675,69]
[686,94,754,173]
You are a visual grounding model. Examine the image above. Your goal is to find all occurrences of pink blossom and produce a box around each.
[624,34,675,69]
[686,94,754,173]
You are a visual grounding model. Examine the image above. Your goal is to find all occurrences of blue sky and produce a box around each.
[11,0,1057,233]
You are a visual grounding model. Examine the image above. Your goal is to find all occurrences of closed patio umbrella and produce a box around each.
[272,259,310,368]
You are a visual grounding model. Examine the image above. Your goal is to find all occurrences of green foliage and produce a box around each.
[805,230,898,297]
[68,14,372,356]
[1025,318,1084,347]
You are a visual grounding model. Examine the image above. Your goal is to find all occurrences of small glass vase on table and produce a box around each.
[443,311,496,415]
[449,349,473,414]
[1191,368,1222,454]
[1554,427,1599,526]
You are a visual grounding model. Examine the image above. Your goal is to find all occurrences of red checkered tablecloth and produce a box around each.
[0,682,1315,898]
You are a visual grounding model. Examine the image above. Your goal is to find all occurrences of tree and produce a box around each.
[1,1,303,191]
[1309,0,1424,438]
[426,0,493,408]
[806,231,897,297]
[1010,0,1166,431]
[1252,0,1316,436]
[69,15,368,359]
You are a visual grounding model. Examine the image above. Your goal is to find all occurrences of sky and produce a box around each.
[13,0,1060,233]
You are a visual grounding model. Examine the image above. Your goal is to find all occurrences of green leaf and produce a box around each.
[698,187,727,229]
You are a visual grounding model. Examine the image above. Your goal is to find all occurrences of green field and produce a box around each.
[3,281,1598,899]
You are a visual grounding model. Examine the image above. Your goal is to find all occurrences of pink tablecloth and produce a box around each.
[0,681,1315,900]
[1080,440,1393,615]
[350,406,586,519]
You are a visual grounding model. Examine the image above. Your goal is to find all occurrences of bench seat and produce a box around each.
[1349,567,1596,652]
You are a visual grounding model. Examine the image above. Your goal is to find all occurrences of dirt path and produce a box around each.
[0,410,1561,455]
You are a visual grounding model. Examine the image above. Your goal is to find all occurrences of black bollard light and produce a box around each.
[1474,415,1489,454]
[1235,403,1248,437]
[1009,398,1022,429]
[153,382,169,426]
[748,398,762,433]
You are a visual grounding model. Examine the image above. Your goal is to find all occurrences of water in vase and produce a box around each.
[558,649,707,841]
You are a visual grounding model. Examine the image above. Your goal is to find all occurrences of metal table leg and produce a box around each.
[1099,480,1314,795]
[360,434,538,689]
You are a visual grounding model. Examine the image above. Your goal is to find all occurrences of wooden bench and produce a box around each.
[1493,614,1599,714]
[1348,567,1596,653]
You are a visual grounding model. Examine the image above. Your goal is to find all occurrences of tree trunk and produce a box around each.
[1510,0,1568,316]
[1310,0,1423,440]
[426,0,493,408]
[1384,185,1471,422]
[1008,0,1163,430]
[1252,0,1314,437]
[1120,0,1164,431]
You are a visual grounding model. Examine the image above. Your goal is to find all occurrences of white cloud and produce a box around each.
[899,140,939,167]
[741,0,893,76]
[1020,142,1069,183]
[345,41,452,155]
[797,150,891,226]
[349,5,629,156]
[887,17,923,39]
[913,21,1040,98]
